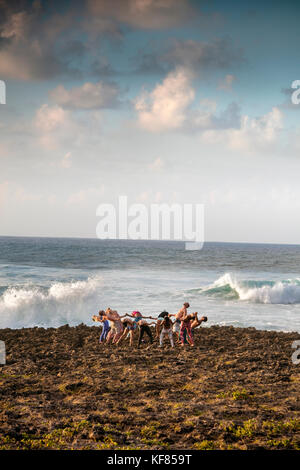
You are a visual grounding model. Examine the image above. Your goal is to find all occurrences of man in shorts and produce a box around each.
[170,302,190,343]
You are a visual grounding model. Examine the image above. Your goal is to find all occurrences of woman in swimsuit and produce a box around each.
[105,308,124,344]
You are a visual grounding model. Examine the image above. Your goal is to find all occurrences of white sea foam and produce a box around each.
[208,272,300,304]
[0,276,103,328]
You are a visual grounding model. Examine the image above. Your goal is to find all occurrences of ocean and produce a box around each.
[0,236,299,332]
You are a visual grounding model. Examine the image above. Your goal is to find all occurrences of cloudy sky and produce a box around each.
[1,0,300,243]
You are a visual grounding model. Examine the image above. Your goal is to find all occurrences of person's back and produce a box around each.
[159,315,174,348]
[106,308,120,323]
[162,316,172,330]
[105,308,123,343]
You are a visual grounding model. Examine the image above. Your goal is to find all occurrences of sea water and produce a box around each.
[0,236,299,332]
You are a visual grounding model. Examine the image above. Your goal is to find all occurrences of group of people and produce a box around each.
[92,302,207,348]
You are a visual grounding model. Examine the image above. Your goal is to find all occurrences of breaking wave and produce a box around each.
[199,273,300,304]
[0,276,103,328]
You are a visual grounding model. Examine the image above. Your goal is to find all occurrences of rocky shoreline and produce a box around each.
[0,324,299,450]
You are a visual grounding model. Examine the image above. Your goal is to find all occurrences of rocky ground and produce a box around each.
[0,324,299,450]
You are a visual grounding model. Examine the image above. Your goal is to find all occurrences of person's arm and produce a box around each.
[92,315,101,322]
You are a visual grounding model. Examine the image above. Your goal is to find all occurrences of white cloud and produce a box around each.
[34,104,83,151]
[134,68,241,133]
[202,107,283,151]
[35,104,68,133]
[135,67,195,132]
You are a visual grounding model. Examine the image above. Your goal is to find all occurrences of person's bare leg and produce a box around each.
[116,329,128,345]
[186,324,194,346]
[156,320,162,338]
[106,330,114,343]
[129,330,134,346]
[113,331,123,344]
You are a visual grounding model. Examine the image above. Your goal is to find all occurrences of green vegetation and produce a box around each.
[194,440,215,450]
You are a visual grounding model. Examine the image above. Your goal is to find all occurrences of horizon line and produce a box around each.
[0,234,300,247]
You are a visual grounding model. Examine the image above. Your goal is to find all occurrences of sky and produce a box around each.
[1,0,300,243]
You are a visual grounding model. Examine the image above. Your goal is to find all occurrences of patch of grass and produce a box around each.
[221,418,300,446]
[234,419,258,438]
[232,388,250,401]
[221,419,258,440]
[8,420,92,450]
[97,435,119,449]
[216,388,250,401]
[58,381,88,395]
[140,423,159,439]
[141,437,170,448]
[194,440,215,450]
[267,438,299,450]
[262,419,300,437]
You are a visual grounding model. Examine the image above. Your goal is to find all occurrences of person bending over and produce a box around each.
[155,310,170,338]
[105,308,124,344]
[159,315,174,348]
[180,314,194,347]
[92,310,110,343]
[116,318,136,346]
[191,313,207,329]
[169,302,190,344]
[129,311,155,330]
[137,319,156,348]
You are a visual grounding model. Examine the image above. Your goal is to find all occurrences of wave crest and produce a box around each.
[202,273,300,304]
